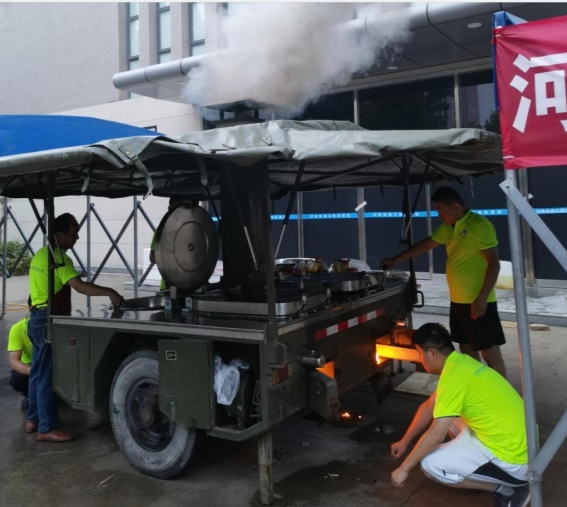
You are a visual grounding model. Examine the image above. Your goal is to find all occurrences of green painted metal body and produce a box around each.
[50,282,411,442]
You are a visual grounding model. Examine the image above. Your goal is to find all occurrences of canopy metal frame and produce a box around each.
[0,196,158,318]
[493,10,567,507]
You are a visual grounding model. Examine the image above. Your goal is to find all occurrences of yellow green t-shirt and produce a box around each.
[7,317,32,365]
[150,231,166,291]
[434,351,528,464]
[431,210,498,304]
[29,246,79,307]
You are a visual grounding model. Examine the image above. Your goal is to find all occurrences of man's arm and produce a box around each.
[381,237,440,269]
[391,416,455,488]
[471,247,500,320]
[67,278,124,306]
[391,392,436,458]
[9,351,30,375]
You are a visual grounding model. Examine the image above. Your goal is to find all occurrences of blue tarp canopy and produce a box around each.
[0,115,162,157]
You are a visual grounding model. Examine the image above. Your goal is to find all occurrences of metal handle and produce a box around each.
[413,290,425,308]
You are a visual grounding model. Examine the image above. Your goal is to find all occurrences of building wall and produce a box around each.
[0,2,206,273]
[0,2,123,114]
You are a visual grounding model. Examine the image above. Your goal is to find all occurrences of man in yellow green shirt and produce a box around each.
[7,316,32,409]
[381,186,507,378]
[27,213,124,443]
[390,323,529,507]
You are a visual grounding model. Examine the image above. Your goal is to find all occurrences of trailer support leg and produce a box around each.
[252,431,285,507]
[259,430,273,505]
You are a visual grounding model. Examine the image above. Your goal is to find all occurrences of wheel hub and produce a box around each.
[126,379,176,452]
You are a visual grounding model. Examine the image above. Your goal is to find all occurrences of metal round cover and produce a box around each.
[154,204,219,291]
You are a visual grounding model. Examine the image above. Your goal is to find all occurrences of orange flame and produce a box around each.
[340,412,352,419]
[376,351,381,364]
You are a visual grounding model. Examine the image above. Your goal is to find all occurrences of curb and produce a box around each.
[415,305,567,328]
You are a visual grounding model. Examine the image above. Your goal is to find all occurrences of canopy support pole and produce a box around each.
[501,169,542,507]
[133,197,139,298]
[136,201,157,287]
[47,173,55,329]
[1,199,7,319]
[401,155,417,304]
[87,196,92,308]
[297,192,304,258]
[275,161,305,259]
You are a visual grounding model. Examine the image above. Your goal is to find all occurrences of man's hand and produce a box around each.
[391,467,409,488]
[381,257,398,270]
[391,440,409,459]
[109,290,125,308]
[471,297,487,320]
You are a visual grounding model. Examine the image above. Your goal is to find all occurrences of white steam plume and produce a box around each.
[182,3,411,118]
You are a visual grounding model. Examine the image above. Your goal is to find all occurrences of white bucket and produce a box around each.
[496,260,514,290]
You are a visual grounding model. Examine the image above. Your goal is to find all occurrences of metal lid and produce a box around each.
[154,204,219,291]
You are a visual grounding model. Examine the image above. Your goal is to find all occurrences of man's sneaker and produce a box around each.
[21,397,29,410]
[494,485,530,507]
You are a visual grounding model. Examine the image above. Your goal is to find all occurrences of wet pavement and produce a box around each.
[417,276,567,326]
[0,275,566,507]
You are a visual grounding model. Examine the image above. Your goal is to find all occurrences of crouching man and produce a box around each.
[7,316,32,409]
[390,323,530,507]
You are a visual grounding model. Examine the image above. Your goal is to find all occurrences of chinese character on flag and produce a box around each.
[494,15,567,169]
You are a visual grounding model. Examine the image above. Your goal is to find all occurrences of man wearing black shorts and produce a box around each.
[381,186,507,378]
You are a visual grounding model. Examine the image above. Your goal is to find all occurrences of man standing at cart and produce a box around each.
[380,186,507,378]
[390,323,529,507]
[27,213,124,442]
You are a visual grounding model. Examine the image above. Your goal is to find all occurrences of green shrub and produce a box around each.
[0,238,33,276]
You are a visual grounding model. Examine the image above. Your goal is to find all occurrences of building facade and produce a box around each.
[2,2,567,287]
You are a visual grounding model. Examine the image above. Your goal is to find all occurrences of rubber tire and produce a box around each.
[110,349,200,479]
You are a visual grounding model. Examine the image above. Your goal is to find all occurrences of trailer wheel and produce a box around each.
[110,349,201,479]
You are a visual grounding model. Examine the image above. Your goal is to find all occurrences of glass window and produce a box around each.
[128,3,139,60]
[191,3,206,42]
[129,18,139,58]
[459,70,499,133]
[191,43,206,56]
[296,91,355,122]
[128,2,138,17]
[157,3,171,62]
[127,3,140,99]
[159,9,171,50]
[359,76,456,129]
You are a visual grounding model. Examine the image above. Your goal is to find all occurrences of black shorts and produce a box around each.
[449,302,506,351]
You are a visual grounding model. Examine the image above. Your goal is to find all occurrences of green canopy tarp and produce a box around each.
[0,118,503,200]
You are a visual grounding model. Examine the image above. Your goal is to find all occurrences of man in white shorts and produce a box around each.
[390,323,530,507]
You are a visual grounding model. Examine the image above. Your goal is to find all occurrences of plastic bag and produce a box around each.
[213,355,250,405]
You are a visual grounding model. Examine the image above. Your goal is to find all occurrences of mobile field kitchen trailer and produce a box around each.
[0,115,504,505]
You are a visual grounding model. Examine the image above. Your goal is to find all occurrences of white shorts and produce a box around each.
[420,418,528,486]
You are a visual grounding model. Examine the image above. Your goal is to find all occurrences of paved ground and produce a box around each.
[0,275,566,507]
[416,276,567,327]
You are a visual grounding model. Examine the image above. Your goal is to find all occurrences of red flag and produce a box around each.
[494,15,567,169]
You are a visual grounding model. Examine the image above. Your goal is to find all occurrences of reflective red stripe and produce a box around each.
[337,321,349,332]
[314,329,327,340]
[314,307,386,340]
